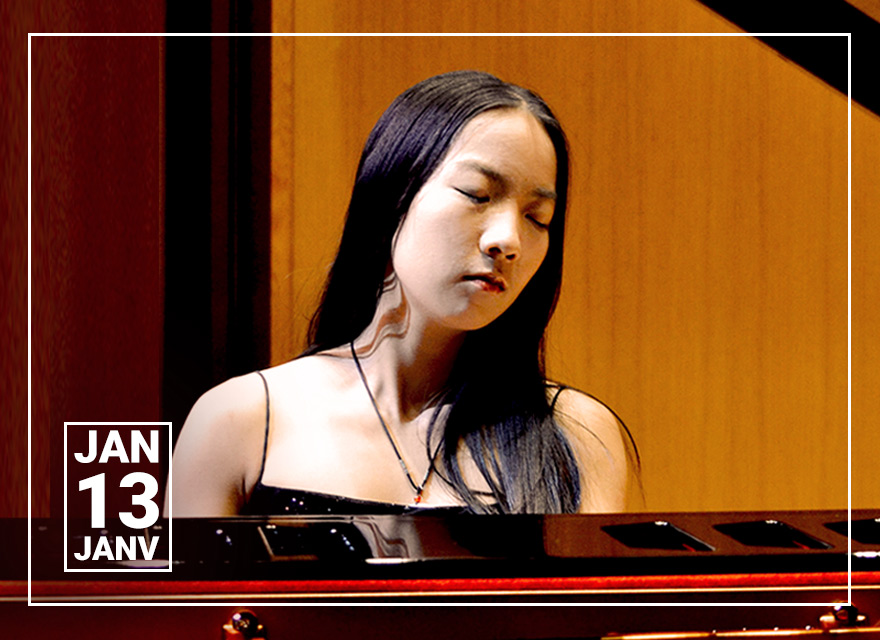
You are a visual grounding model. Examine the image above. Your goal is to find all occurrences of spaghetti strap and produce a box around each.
[549,384,568,412]
[255,371,270,484]
[552,383,643,471]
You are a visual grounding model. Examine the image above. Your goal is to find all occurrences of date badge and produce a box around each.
[64,422,172,572]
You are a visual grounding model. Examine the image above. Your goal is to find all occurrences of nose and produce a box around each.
[479,208,521,262]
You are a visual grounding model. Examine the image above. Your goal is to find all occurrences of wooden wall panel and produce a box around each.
[852,104,880,511]
[273,0,737,34]
[30,35,165,517]
[269,13,862,512]
[4,1,164,518]
[0,1,32,519]
[847,0,880,22]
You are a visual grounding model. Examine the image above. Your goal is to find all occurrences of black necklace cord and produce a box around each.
[350,341,440,503]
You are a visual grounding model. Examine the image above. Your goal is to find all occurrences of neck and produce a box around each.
[351,276,465,423]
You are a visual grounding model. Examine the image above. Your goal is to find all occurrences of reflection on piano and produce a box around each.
[3,510,879,637]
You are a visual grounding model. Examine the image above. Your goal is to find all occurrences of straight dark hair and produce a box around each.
[303,70,582,513]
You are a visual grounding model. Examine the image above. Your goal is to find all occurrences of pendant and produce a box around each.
[413,494,422,504]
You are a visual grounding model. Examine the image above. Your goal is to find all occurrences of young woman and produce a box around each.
[169,70,637,516]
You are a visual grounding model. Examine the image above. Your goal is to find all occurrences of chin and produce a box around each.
[442,305,509,333]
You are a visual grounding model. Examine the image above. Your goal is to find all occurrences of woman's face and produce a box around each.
[391,108,557,333]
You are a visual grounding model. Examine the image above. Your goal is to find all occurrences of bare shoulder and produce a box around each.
[548,386,631,513]
[195,371,268,419]
[168,371,269,516]
[264,350,353,390]
[185,372,270,451]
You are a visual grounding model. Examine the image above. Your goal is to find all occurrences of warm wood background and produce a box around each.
[269,11,869,512]
[853,102,880,513]
[13,1,876,519]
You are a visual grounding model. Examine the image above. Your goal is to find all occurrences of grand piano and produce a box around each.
[4,509,879,638]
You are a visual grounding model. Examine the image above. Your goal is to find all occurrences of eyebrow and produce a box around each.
[456,160,557,201]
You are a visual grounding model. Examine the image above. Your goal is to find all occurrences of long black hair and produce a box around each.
[303,70,583,513]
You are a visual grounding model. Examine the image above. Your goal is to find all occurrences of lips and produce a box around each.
[463,273,507,292]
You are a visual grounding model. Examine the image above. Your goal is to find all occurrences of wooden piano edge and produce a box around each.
[3,571,879,602]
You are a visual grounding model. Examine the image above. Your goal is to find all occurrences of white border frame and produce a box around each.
[27,32,853,607]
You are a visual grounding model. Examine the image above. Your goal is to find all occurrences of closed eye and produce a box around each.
[527,215,551,230]
[454,188,490,204]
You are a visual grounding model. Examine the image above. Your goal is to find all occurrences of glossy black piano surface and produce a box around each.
[15,509,880,583]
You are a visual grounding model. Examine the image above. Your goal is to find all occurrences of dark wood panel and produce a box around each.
[2,0,165,519]
[30,34,165,518]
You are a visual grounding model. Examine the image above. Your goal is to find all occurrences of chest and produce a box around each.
[258,386,458,505]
